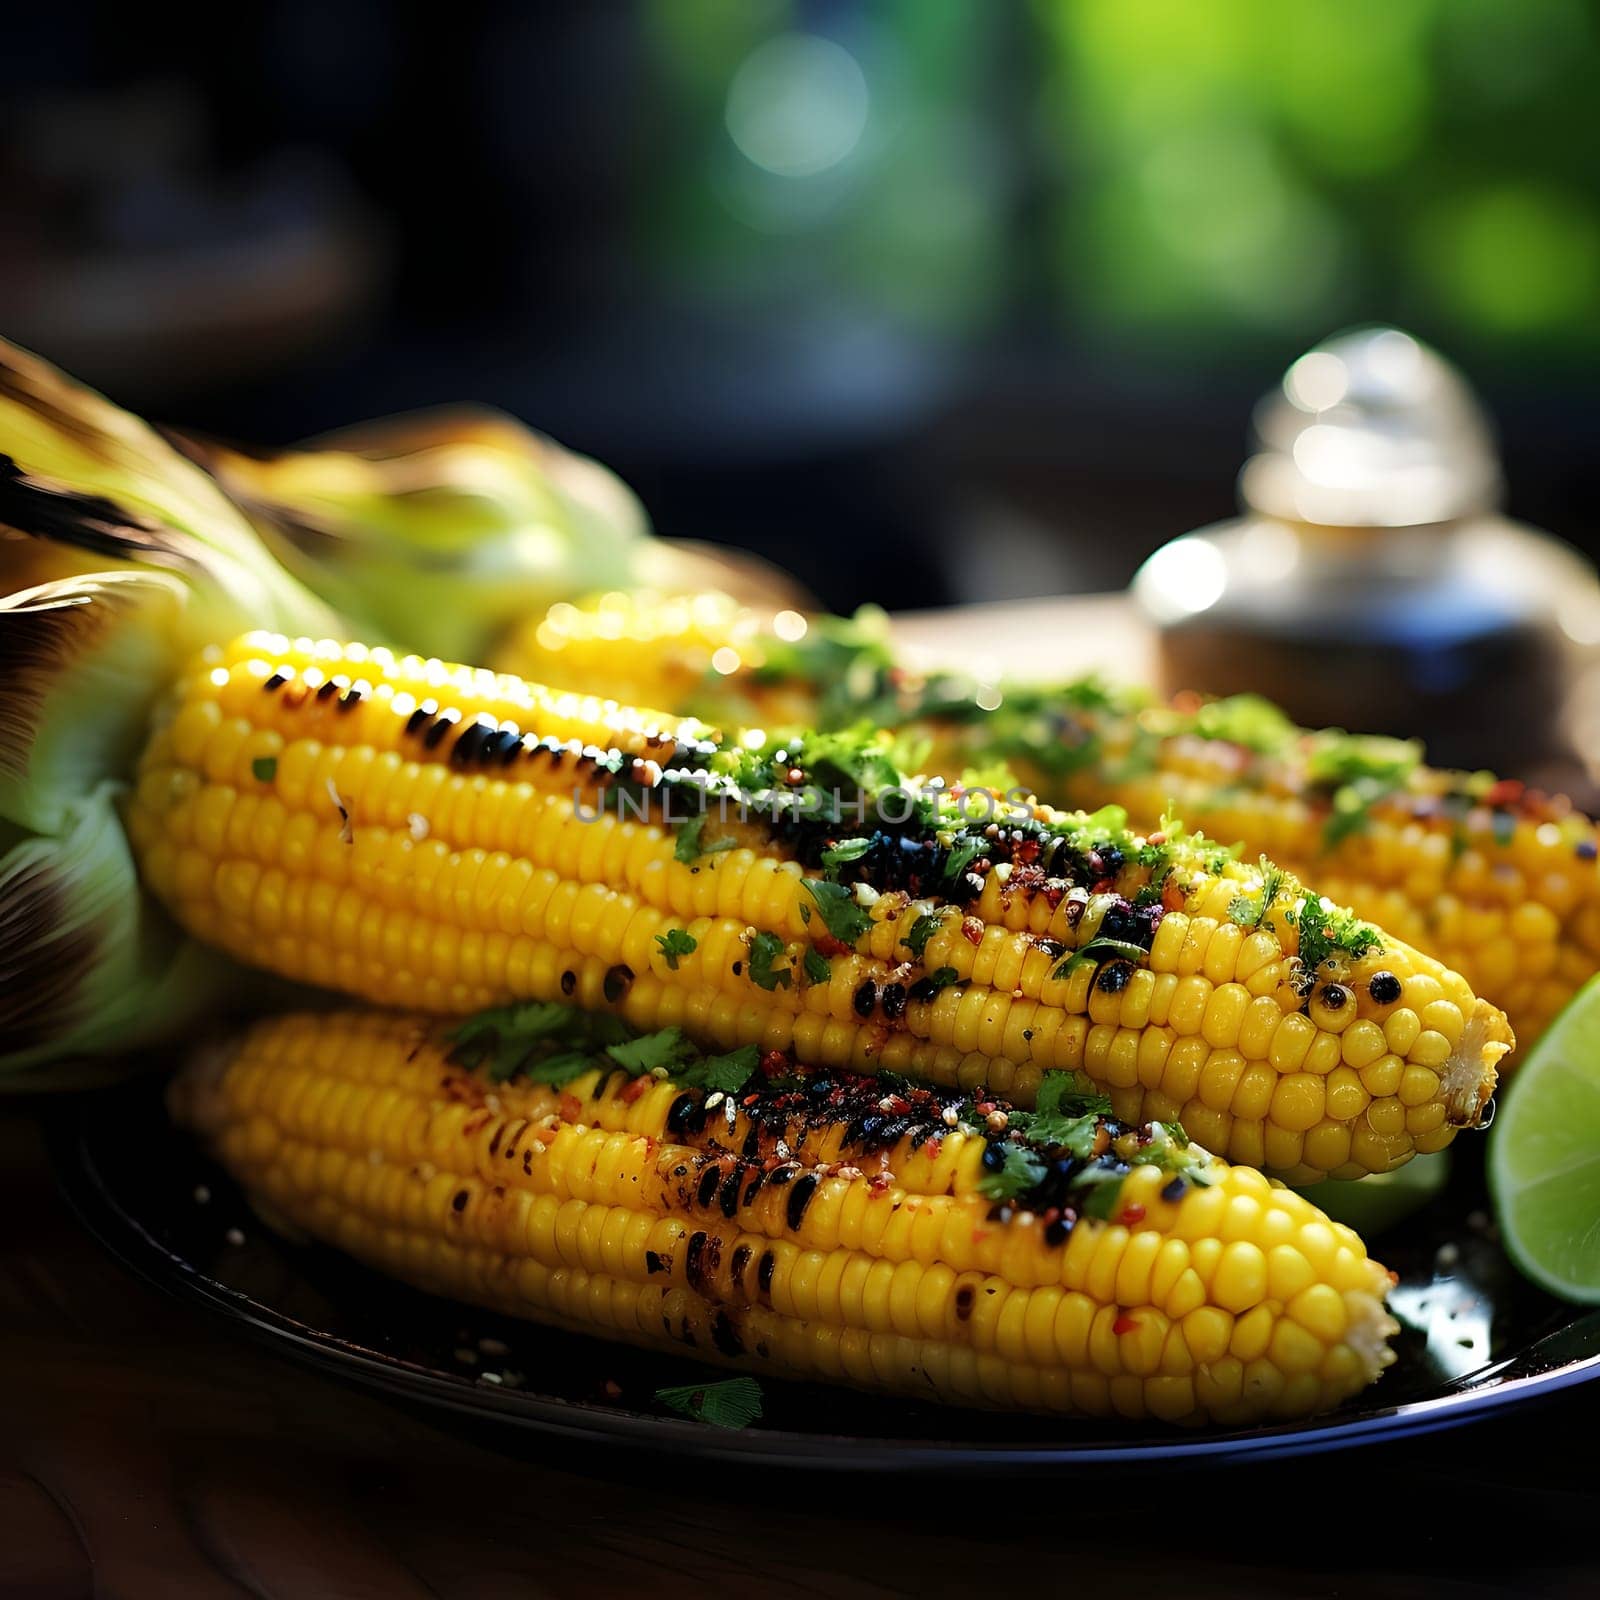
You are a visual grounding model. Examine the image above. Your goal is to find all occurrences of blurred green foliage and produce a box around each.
[637,0,1600,354]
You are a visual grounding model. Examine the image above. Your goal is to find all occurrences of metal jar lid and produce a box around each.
[1239,326,1502,528]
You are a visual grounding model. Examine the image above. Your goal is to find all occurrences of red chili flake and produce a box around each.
[1485,778,1524,809]
[602,1380,623,1400]
[760,1050,792,1077]
[1014,838,1040,865]
[868,1173,893,1196]
[1162,880,1186,912]
[961,917,984,947]
[558,1093,583,1123]
[1113,1314,1140,1336]
[813,932,851,958]
[922,1137,942,1161]
[742,1093,761,1107]
[620,1076,652,1104]
[971,1229,990,1245]
[1119,1203,1146,1226]
[1091,876,1116,895]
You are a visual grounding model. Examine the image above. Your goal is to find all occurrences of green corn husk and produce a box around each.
[0,781,232,1081]
[169,414,812,664]
[0,341,348,1083]
[170,411,650,664]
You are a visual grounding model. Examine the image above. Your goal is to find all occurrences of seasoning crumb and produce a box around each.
[408,812,430,841]
[478,1372,503,1386]
[602,1379,624,1401]
[192,1185,211,1205]
[224,1227,245,1247]
[326,776,353,844]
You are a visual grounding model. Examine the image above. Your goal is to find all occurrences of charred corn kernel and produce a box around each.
[171,1011,1401,1425]
[130,634,1512,1177]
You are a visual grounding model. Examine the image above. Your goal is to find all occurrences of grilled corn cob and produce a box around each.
[171,1008,1400,1425]
[128,632,1511,1181]
[500,591,1599,1051]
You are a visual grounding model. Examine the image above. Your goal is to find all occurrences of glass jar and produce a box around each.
[1133,327,1600,780]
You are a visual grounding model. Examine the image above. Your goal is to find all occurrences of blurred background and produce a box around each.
[5,0,1598,614]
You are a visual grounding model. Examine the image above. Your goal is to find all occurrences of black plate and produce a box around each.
[49,1078,1600,1471]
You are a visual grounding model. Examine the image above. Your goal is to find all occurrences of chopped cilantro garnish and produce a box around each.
[1285,891,1381,987]
[677,1045,760,1094]
[250,755,277,783]
[655,1376,763,1429]
[975,1143,1048,1201]
[1006,1071,1110,1152]
[821,836,872,876]
[802,948,832,985]
[747,931,792,991]
[1307,733,1420,849]
[444,1001,629,1082]
[1226,857,1285,930]
[923,966,960,992]
[674,813,737,864]
[801,727,904,797]
[905,913,942,960]
[605,1027,696,1075]
[943,836,984,879]
[444,1007,752,1098]
[522,1051,597,1087]
[1193,694,1296,754]
[802,879,873,946]
[1077,1166,1130,1220]
[654,928,697,970]
[1033,1069,1112,1123]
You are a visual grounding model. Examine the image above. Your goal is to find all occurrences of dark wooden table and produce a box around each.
[3,1094,1596,1597]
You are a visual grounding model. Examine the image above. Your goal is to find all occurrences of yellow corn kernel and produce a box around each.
[171,1009,1403,1426]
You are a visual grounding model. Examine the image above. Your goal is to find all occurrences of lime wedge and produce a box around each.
[1489,973,1600,1303]
[1302,1151,1451,1236]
